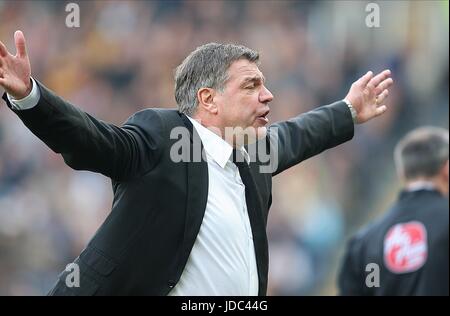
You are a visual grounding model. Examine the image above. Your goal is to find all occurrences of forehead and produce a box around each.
[227,59,264,82]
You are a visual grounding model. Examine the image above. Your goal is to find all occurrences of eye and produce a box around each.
[245,82,259,89]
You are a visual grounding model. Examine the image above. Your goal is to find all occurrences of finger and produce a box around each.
[358,71,373,87]
[0,40,8,57]
[375,78,393,95]
[14,30,28,58]
[375,105,387,117]
[368,69,391,90]
[376,89,389,104]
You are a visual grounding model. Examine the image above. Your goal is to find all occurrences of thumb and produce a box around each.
[14,30,28,58]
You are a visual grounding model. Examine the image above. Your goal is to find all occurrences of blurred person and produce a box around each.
[0,30,393,295]
[338,126,449,296]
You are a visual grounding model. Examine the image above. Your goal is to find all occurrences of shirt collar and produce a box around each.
[187,117,250,168]
[405,180,437,192]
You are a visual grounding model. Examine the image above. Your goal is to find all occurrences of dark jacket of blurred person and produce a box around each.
[338,127,449,296]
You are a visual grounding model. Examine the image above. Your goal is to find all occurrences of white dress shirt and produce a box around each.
[168,118,258,296]
[8,80,259,296]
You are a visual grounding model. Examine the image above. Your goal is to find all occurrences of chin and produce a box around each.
[230,125,268,147]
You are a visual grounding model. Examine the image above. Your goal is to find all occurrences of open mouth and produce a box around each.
[256,109,270,124]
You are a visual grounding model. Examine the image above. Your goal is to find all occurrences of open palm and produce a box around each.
[345,70,394,124]
[0,30,32,100]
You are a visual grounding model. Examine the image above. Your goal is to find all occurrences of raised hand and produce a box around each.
[0,30,32,100]
[345,69,394,124]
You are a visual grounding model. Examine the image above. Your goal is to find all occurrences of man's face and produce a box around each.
[214,59,274,146]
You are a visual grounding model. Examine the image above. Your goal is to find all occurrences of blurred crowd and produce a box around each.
[0,0,448,295]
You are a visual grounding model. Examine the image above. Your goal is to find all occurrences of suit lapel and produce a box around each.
[176,114,209,278]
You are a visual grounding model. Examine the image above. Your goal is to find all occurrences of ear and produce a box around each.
[197,88,218,115]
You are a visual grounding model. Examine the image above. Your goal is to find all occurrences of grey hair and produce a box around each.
[394,126,449,180]
[174,43,259,116]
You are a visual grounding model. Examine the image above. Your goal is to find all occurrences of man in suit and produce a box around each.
[1,30,393,295]
[338,126,449,296]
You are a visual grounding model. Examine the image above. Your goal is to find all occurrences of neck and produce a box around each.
[405,177,448,196]
[191,114,237,148]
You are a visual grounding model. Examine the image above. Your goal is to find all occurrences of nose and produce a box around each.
[259,85,274,104]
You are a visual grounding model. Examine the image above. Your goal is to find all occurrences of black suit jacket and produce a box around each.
[2,80,354,295]
[338,189,449,295]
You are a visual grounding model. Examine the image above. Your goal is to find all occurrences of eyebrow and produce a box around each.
[241,75,266,86]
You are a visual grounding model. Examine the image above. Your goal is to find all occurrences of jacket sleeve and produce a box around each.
[2,80,164,181]
[268,101,354,176]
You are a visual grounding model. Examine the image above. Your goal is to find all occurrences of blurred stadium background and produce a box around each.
[0,0,448,295]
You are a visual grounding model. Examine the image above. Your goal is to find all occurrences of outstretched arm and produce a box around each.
[1,31,163,181]
[270,70,394,176]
